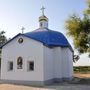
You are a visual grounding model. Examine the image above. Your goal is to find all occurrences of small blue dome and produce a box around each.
[24,28,71,47]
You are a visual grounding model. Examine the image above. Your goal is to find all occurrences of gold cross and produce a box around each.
[41,6,45,15]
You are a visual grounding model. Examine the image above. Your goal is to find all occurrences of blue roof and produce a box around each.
[0,28,73,51]
[24,28,71,47]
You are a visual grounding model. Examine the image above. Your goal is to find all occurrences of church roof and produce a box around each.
[24,28,72,48]
[0,28,73,52]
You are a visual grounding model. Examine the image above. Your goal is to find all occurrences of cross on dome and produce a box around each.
[21,27,25,34]
[39,6,48,28]
[41,6,45,15]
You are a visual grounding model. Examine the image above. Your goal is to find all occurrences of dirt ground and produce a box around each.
[0,84,49,90]
[0,73,90,90]
[74,73,90,78]
[1,83,90,90]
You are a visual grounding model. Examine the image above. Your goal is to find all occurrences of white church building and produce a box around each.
[0,7,73,86]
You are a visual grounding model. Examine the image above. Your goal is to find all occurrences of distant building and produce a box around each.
[0,7,73,86]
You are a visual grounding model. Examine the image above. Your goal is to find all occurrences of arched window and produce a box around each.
[40,22,43,27]
[17,57,23,69]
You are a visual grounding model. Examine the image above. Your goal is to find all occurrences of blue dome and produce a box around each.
[24,28,71,47]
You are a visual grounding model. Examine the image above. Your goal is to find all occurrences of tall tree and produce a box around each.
[65,0,90,62]
[0,31,7,67]
[0,31,7,46]
[84,0,90,15]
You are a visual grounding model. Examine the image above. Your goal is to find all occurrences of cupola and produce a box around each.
[39,6,48,28]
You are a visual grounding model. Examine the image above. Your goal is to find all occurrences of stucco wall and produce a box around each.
[61,48,73,78]
[67,48,73,77]
[43,46,73,81]
[1,35,44,81]
[53,47,63,79]
[43,46,54,81]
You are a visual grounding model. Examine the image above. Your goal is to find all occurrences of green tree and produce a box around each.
[0,31,7,46]
[84,0,90,15]
[65,0,90,62]
[0,31,7,67]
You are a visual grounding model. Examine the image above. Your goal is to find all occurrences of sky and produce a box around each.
[0,0,89,66]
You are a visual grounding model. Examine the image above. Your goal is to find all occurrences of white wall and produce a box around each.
[67,48,73,76]
[61,48,73,78]
[1,35,44,81]
[43,46,73,80]
[53,47,63,79]
[43,46,53,80]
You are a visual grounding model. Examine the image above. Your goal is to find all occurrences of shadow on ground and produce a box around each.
[1,77,90,90]
[42,77,90,90]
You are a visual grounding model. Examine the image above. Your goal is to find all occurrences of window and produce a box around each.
[40,22,43,27]
[8,61,13,71]
[18,38,23,44]
[28,61,34,71]
[17,57,23,69]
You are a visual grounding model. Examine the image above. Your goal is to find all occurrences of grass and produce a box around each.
[74,66,90,74]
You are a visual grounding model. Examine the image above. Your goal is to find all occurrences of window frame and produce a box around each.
[18,38,23,44]
[8,61,13,71]
[17,57,23,69]
[40,22,43,27]
[27,61,34,71]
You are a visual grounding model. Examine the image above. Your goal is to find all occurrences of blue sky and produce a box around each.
[0,0,89,66]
